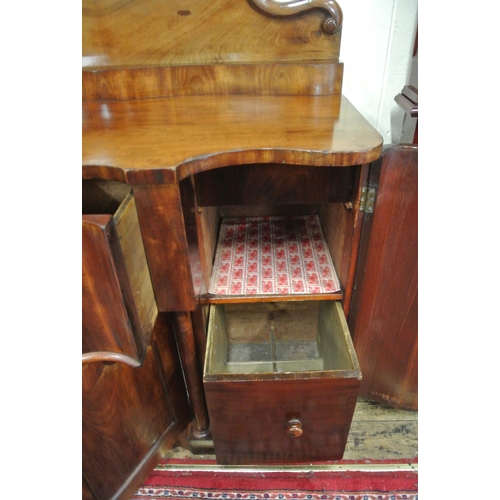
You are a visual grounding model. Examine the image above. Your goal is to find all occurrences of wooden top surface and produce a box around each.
[82,0,341,69]
[82,94,383,185]
[81,0,381,186]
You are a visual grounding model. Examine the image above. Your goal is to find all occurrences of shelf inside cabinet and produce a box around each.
[207,215,342,303]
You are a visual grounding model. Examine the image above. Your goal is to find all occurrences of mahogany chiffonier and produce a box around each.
[81,0,415,497]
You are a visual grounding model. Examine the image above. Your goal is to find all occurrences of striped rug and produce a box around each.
[133,458,418,500]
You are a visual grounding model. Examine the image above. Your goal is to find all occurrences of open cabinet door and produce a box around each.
[82,313,192,500]
[82,181,192,499]
[348,145,418,411]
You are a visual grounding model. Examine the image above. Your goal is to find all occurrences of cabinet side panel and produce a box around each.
[319,203,353,294]
[179,177,205,299]
[195,205,220,298]
[320,164,368,317]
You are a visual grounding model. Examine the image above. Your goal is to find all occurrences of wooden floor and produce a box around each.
[343,397,418,461]
[166,397,418,463]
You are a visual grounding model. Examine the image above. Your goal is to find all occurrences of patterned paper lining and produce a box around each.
[208,215,341,296]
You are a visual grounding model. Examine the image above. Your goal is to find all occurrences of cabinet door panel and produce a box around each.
[349,145,417,410]
[82,182,157,360]
[82,315,191,500]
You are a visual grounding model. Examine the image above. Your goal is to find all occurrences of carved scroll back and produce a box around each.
[250,0,343,34]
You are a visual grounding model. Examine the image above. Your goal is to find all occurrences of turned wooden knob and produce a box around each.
[287,418,303,438]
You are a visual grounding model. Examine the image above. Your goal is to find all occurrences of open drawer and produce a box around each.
[203,300,361,464]
[82,180,157,361]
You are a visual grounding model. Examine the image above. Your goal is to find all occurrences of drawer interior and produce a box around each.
[82,180,131,215]
[205,301,359,376]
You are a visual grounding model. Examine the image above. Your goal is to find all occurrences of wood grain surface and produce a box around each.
[113,193,158,348]
[82,187,157,360]
[132,183,196,312]
[82,94,383,185]
[319,163,367,317]
[194,163,354,206]
[82,62,344,101]
[349,145,418,410]
[82,347,178,499]
[163,396,418,462]
[82,0,341,69]
[204,377,360,464]
[82,314,192,500]
[82,214,138,357]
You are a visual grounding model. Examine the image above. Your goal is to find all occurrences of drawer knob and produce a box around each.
[287,418,303,438]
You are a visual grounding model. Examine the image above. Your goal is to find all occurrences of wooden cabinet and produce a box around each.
[82,0,417,492]
[192,167,369,463]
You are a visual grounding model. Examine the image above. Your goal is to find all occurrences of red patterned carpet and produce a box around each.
[133,459,418,499]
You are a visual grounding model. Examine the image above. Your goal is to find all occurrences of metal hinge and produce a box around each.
[359,187,376,213]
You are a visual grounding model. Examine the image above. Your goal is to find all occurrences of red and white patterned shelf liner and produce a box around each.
[208,215,341,296]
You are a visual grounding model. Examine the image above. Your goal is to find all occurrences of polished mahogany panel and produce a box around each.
[82,62,344,101]
[349,145,418,410]
[195,163,354,207]
[132,183,196,312]
[82,314,191,500]
[82,186,157,360]
[204,377,360,464]
[82,95,383,185]
[82,0,341,68]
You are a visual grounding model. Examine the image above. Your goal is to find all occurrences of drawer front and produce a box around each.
[82,344,176,500]
[82,186,157,361]
[204,376,359,464]
[82,313,192,500]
